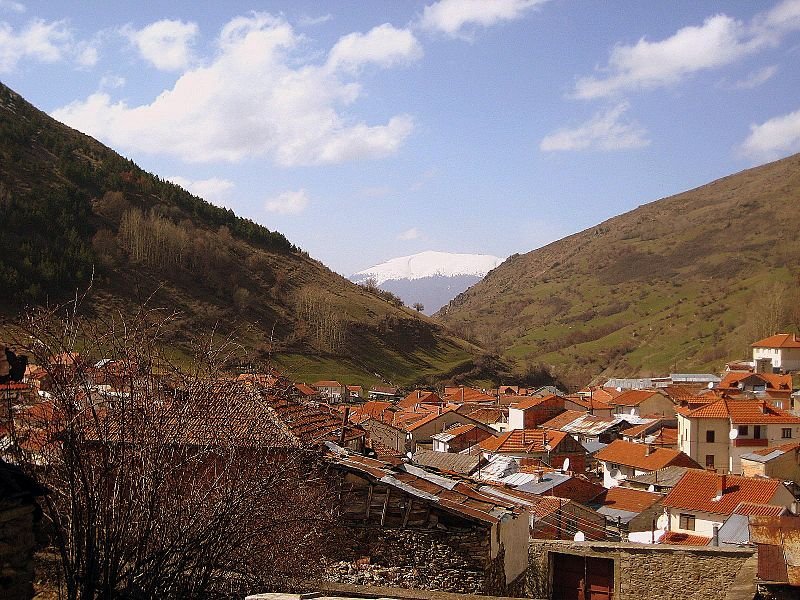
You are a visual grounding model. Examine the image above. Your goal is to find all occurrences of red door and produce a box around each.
[552,554,614,600]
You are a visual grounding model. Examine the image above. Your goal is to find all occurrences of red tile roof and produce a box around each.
[480,429,569,454]
[750,441,800,456]
[683,398,800,424]
[313,380,343,388]
[403,408,456,432]
[510,394,564,410]
[595,439,699,471]
[609,389,662,407]
[397,390,443,409]
[460,406,507,424]
[752,333,800,348]
[592,487,663,513]
[663,470,785,515]
[660,531,711,546]
[733,502,788,517]
[718,372,793,392]
[444,387,495,403]
[539,410,586,430]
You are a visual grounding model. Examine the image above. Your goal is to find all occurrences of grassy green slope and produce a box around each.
[437,153,800,386]
[0,81,478,387]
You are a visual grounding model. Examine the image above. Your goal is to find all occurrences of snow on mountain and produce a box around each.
[351,251,504,286]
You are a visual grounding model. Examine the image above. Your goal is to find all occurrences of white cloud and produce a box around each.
[168,176,235,208]
[739,107,800,162]
[52,13,415,167]
[123,19,198,71]
[540,102,650,152]
[574,1,800,99]
[99,74,125,89]
[298,14,332,27]
[0,18,70,71]
[0,1,25,13]
[0,18,103,72]
[397,227,421,240]
[420,0,547,38]
[728,64,778,90]
[265,189,309,215]
[327,23,422,73]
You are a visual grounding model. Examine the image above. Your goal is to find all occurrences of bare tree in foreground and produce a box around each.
[6,305,336,599]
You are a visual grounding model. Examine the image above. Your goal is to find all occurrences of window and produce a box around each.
[783,428,793,439]
[738,425,748,436]
[706,430,715,443]
[705,454,715,468]
[754,425,762,439]
[679,514,696,531]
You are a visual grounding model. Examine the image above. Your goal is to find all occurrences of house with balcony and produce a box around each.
[677,398,800,473]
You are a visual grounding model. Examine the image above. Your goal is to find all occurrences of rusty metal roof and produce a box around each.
[750,515,800,586]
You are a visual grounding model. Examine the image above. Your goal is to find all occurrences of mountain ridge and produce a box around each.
[437,153,800,388]
[0,81,482,387]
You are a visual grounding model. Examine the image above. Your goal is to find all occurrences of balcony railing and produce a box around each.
[733,438,769,447]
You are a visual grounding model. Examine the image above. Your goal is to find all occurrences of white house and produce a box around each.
[662,470,795,541]
[752,333,800,372]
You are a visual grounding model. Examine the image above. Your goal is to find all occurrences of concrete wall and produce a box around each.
[528,539,753,600]
[741,448,800,484]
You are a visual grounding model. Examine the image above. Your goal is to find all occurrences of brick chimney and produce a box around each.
[717,473,727,497]
[645,445,654,456]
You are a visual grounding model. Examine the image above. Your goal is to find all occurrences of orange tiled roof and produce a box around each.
[663,470,784,515]
[718,372,793,391]
[683,398,800,424]
[595,439,699,471]
[510,394,564,410]
[592,486,662,513]
[397,390,443,409]
[313,380,343,387]
[539,409,586,430]
[480,429,569,454]
[733,502,788,517]
[609,389,661,407]
[750,441,800,456]
[460,406,507,424]
[404,408,456,432]
[566,395,613,411]
[661,531,711,546]
[752,333,800,349]
[444,386,495,403]
[293,383,318,396]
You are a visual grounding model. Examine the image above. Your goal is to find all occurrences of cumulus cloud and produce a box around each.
[168,176,235,207]
[727,64,778,90]
[99,74,125,89]
[739,107,800,162]
[0,18,70,71]
[52,13,415,167]
[327,23,422,73]
[397,227,421,240]
[122,19,198,71]
[265,189,309,215]
[574,0,800,99]
[0,1,25,13]
[540,102,649,152]
[420,0,548,38]
[0,18,102,72]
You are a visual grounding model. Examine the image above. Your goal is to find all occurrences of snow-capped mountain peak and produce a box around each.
[351,251,504,285]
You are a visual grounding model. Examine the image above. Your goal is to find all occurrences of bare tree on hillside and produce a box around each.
[5,306,336,600]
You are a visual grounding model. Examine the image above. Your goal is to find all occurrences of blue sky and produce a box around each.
[2,0,800,275]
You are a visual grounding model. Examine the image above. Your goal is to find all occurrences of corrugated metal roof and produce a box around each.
[717,514,751,546]
[412,449,480,475]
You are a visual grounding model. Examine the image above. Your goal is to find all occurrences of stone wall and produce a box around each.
[323,526,516,596]
[528,539,754,600]
[0,501,37,600]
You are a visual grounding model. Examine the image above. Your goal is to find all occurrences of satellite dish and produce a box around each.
[616,387,623,392]
[562,457,571,472]
[656,514,668,530]
[630,407,636,415]
[648,484,656,492]
[610,468,621,479]
[707,382,715,389]
[573,531,585,542]
[406,451,414,460]
[729,428,739,440]
[545,444,552,452]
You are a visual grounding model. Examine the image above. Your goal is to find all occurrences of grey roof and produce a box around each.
[411,449,481,475]
[582,440,608,455]
[625,465,693,490]
[670,374,722,383]
[515,472,572,495]
[717,513,751,546]
[605,378,654,390]
[741,449,785,463]
[595,506,639,524]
